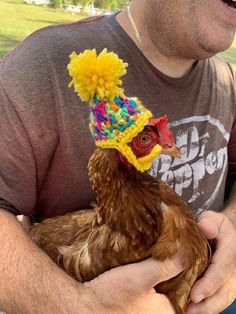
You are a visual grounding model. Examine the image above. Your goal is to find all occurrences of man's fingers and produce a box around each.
[115,255,185,291]
[197,210,223,239]
[191,211,235,303]
[189,262,225,303]
[88,257,182,312]
[186,283,236,314]
[190,237,234,302]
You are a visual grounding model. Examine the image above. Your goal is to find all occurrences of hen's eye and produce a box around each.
[138,134,151,144]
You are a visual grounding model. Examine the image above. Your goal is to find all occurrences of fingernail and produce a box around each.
[193,294,204,303]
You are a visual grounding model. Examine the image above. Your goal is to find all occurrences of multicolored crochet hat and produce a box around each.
[68,48,162,172]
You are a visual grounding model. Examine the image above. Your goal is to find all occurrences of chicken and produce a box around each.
[29,116,210,313]
[28,49,210,314]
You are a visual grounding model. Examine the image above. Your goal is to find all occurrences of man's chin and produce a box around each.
[197,32,235,58]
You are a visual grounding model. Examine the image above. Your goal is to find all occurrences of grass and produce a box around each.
[0,0,235,70]
[0,0,83,58]
[220,36,236,70]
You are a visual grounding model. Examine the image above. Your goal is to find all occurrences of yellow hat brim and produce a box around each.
[96,108,162,172]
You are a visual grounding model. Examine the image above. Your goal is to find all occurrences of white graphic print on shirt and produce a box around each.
[149,116,229,215]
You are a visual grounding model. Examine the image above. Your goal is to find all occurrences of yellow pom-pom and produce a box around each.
[68,48,128,102]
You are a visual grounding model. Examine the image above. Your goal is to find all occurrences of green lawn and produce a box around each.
[220,36,236,70]
[0,0,83,58]
[0,0,235,70]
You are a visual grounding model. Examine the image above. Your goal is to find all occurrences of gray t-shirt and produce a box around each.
[0,14,235,221]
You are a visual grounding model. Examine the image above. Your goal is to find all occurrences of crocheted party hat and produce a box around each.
[68,48,162,172]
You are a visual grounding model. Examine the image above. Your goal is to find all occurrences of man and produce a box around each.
[0,0,235,313]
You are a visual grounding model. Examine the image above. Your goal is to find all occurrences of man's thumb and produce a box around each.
[198,210,222,239]
[119,255,185,291]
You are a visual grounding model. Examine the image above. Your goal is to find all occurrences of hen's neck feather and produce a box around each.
[88,148,164,246]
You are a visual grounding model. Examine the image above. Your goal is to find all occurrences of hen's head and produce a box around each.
[68,49,180,172]
[119,115,180,169]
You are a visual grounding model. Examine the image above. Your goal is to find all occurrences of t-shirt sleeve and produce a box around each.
[0,27,59,216]
[0,79,37,215]
[0,198,19,215]
[228,118,236,179]
[227,72,236,181]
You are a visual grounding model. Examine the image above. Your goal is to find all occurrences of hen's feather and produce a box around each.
[29,148,210,314]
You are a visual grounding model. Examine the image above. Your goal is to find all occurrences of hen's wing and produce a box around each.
[29,207,153,282]
[29,209,96,262]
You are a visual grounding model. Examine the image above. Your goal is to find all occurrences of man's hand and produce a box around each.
[84,256,185,314]
[186,210,236,314]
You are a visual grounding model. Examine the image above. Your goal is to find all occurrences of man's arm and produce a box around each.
[0,208,94,314]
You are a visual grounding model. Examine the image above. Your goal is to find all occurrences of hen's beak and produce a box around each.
[161,144,181,158]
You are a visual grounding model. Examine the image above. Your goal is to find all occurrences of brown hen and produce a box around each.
[29,116,210,314]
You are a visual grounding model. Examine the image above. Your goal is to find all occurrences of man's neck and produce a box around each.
[116,9,196,78]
